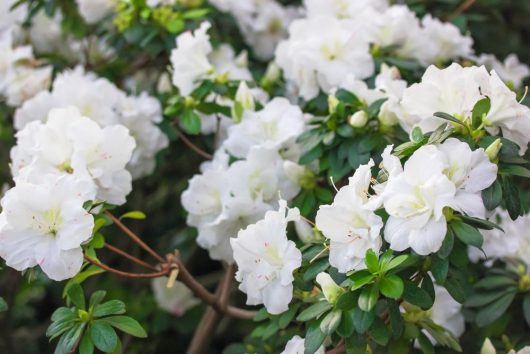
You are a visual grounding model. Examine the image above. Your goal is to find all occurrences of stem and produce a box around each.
[447,0,476,20]
[84,256,168,279]
[174,125,213,160]
[326,343,346,354]
[104,243,159,271]
[105,211,166,264]
[187,264,235,354]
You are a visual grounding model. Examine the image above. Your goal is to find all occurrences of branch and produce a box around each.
[174,125,213,160]
[447,0,476,20]
[104,243,159,271]
[105,211,166,264]
[84,256,168,279]
[326,343,346,354]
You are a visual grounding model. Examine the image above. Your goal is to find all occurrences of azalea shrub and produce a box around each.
[1,0,530,354]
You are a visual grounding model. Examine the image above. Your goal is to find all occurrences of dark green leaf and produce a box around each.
[475,291,516,326]
[465,289,516,307]
[93,300,126,318]
[500,165,530,178]
[102,316,147,338]
[278,304,299,329]
[336,291,358,311]
[352,307,375,334]
[431,256,449,284]
[0,297,7,312]
[51,307,77,322]
[459,215,503,231]
[450,220,483,248]
[303,258,329,282]
[523,294,530,327]
[296,302,332,322]
[474,276,517,289]
[304,321,326,354]
[91,321,118,352]
[433,112,466,127]
[79,333,94,354]
[388,300,404,338]
[402,282,433,310]
[471,97,491,128]
[482,180,502,211]
[67,283,85,310]
[54,323,86,354]
[369,318,390,346]
[180,110,201,135]
[89,291,106,310]
[337,310,355,337]
[253,308,269,322]
[438,228,455,259]
[417,331,435,354]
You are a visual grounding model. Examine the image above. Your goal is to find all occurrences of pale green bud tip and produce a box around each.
[235,81,255,111]
[184,96,196,109]
[485,138,502,162]
[480,338,497,354]
[328,95,340,115]
[349,111,369,128]
[262,63,281,87]
[316,272,343,304]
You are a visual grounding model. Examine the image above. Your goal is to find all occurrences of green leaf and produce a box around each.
[450,220,483,249]
[253,308,269,322]
[502,175,522,220]
[438,228,454,259]
[444,272,469,304]
[388,300,404,338]
[0,297,7,312]
[475,291,516,327]
[459,215,503,231]
[296,302,332,322]
[364,249,379,273]
[474,276,517,289]
[352,307,375,334]
[523,294,530,327]
[430,256,449,284]
[384,255,410,271]
[54,323,86,354]
[102,316,147,338]
[358,284,379,312]
[500,164,530,178]
[182,8,210,19]
[93,300,126,318]
[79,333,94,354]
[411,127,423,143]
[67,283,85,310]
[90,321,118,352]
[465,289,515,307]
[471,97,491,128]
[367,98,388,118]
[51,307,77,322]
[278,304,299,329]
[320,310,342,335]
[417,331,435,354]
[350,271,375,291]
[335,291,358,311]
[336,310,355,337]
[379,275,404,299]
[304,321,326,354]
[433,112,466,127]
[303,258,329,282]
[180,110,201,135]
[47,318,78,340]
[119,211,146,220]
[402,282,433,310]
[63,266,105,298]
[369,318,390,346]
[482,180,502,210]
[89,291,107,310]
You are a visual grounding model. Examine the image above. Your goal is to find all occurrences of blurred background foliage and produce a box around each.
[0,0,529,353]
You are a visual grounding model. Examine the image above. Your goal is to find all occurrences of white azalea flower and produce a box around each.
[304,0,388,20]
[11,107,135,205]
[0,1,26,33]
[437,138,497,218]
[151,278,200,316]
[275,16,374,100]
[281,335,325,354]
[381,146,456,255]
[4,65,52,107]
[224,97,306,158]
[316,161,383,273]
[0,29,33,95]
[0,177,94,281]
[428,285,465,343]
[75,0,117,24]
[476,53,530,89]
[170,22,214,96]
[231,201,302,314]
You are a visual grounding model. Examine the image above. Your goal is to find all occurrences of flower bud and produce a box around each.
[316,272,344,304]
[261,63,281,89]
[485,138,502,163]
[378,101,399,127]
[157,72,172,94]
[348,111,368,128]
[294,219,319,244]
[480,338,497,354]
[328,95,340,115]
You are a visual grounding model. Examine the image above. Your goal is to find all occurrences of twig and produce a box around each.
[105,211,166,264]
[326,343,346,354]
[187,264,235,354]
[104,243,159,271]
[84,256,168,279]
[447,0,476,20]
[174,125,213,160]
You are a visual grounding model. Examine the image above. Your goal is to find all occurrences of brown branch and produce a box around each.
[104,243,159,271]
[447,0,476,20]
[105,211,166,264]
[187,264,235,354]
[326,343,346,354]
[174,125,213,160]
[84,256,168,279]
